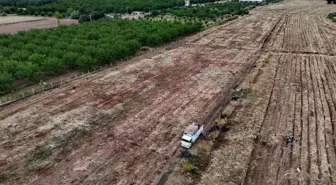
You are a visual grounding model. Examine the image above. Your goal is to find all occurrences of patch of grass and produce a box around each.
[231,88,251,100]
[215,118,227,126]
[156,171,172,185]
[25,127,91,170]
[202,144,212,152]
[25,145,54,172]
[0,174,8,183]
[210,129,221,139]
[180,152,210,174]
[55,128,91,158]
[26,145,53,163]
[328,12,336,22]
[181,158,198,174]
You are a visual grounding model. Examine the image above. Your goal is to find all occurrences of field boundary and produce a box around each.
[0,62,120,108]
[0,17,47,26]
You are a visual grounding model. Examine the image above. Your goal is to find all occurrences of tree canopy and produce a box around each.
[171,2,256,19]
[0,0,221,17]
[0,18,203,92]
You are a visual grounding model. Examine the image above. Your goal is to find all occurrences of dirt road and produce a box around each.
[0,0,335,185]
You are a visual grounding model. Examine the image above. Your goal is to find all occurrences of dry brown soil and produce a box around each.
[0,18,78,34]
[0,16,46,25]
[0,0,336,185]
[164,0,336,185]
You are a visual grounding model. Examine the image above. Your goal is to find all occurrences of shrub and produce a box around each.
[328,12,336,22]
[47,11,53,16]
[202,144,212,152]
[79,14,90,23]
[40,11,46,16]
[171,2,263,19]
[181,159,197,174]
[0,71,14,92]
[70,10,80,19]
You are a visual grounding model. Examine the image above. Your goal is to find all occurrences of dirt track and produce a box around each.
[0,0,336,184]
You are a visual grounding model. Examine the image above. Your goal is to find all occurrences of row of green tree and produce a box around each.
[171,0,282,19]
[0,0,55,7]
[0,0,220,17]
[171,2,257,19]
[0,18,203,92]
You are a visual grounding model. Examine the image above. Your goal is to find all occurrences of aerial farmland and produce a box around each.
[0,0,336,184]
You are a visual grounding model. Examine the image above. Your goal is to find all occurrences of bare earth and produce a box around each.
[0,18,78,34]
[1,0,336,185]
[0,16,45,25]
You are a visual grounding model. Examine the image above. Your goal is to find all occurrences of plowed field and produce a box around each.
[0,18,78,34]
[1,0,336,184]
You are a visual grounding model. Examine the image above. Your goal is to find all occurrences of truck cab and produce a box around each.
[181,122,203,149]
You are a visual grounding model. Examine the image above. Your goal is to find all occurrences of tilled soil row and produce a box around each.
[244,54,336,185]
[1,0,336,185]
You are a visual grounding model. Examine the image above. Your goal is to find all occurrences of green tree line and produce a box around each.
[171,2,256,19]
[171,0,282,19]
[0,18,203,92]
[0,0,220,17]
[0,0,56,7]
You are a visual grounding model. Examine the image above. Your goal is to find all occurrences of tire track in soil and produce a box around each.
[243,54,284,185]
[311,56,328,183]
[301,57,311,185]
[277,54,297,185]
[243,55,336,185]
[291,55,301,185]
[314,56,333,183]
[276,54,296,184]
[307,55,321,182]
[324,58,336,171]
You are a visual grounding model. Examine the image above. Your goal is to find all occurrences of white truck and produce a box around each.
[181,122,204,149]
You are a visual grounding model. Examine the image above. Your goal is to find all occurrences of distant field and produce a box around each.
[0,16,45,25]
[0,18,78,34]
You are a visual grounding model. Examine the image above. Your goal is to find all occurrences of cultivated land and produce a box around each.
[0,18,78,34]
[1,0,336,185]
[0,16,45,25]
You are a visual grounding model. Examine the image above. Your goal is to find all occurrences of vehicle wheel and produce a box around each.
[328,0,332,4]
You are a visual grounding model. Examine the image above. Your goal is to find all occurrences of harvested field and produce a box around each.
[164,0,336,185]
[242,53,336,185]
[0,18,78,34]
[0,16,45,25]
[1,0,336,185]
